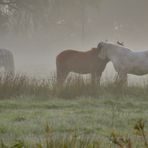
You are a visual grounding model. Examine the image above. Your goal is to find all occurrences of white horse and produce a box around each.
[97,42,148,85]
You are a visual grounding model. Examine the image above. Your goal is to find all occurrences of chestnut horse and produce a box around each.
[56,48,109,85]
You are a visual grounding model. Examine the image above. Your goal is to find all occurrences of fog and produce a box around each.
[0,0,148,84]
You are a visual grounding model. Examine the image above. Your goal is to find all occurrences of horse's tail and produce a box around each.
[56,53,67,86]
[56,54,62,84]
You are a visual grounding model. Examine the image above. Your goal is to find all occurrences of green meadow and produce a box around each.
[0,74,148,147]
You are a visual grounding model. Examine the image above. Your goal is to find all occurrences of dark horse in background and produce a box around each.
[56,47,109,86]
[0,49,15,76]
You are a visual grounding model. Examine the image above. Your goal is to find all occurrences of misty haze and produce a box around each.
[0,0,148,147]
[0,0,148,84]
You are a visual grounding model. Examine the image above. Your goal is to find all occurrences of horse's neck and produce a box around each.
[106,45,134,62]
[106,44,120,59]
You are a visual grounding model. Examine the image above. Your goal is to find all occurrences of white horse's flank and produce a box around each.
[97,42,148,84]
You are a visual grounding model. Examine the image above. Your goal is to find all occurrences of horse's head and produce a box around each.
[97,42,107,60]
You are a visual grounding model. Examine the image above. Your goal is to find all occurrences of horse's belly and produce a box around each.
[129,68,148,75]
[71,68,92,74]
[70,64,96,74]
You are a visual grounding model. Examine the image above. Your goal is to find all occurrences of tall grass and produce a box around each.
[0,74,148,147]
[0,74,50,99]
[1,73,148,99]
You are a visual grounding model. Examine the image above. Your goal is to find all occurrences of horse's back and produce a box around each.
[0,49,14,61]
[135,50,148,56]
[0,48,15,74]
[56,49,94,63]
[56,48,104,74]
[57,49,80,60]
[0,48,11,55]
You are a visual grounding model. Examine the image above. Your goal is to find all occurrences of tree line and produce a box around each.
[0,0,101,37]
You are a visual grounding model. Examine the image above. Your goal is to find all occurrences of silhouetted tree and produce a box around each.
[0,0,102,38]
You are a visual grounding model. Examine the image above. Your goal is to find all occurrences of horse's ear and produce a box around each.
[117,41,124,46]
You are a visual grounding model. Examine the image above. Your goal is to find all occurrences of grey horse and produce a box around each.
[97,42,148,85]
[0,49,15,76]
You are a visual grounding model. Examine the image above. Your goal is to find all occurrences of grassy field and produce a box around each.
[0,75,148,147]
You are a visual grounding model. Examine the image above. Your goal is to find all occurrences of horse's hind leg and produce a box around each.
[57,69,69,87]
[91,73,96,85]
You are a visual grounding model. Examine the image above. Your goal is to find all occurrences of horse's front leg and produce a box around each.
[91,72,96,85]
[57,69,69,87]
[96,71,102,86]
[117,71,127,86]
[91,72,101,86]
